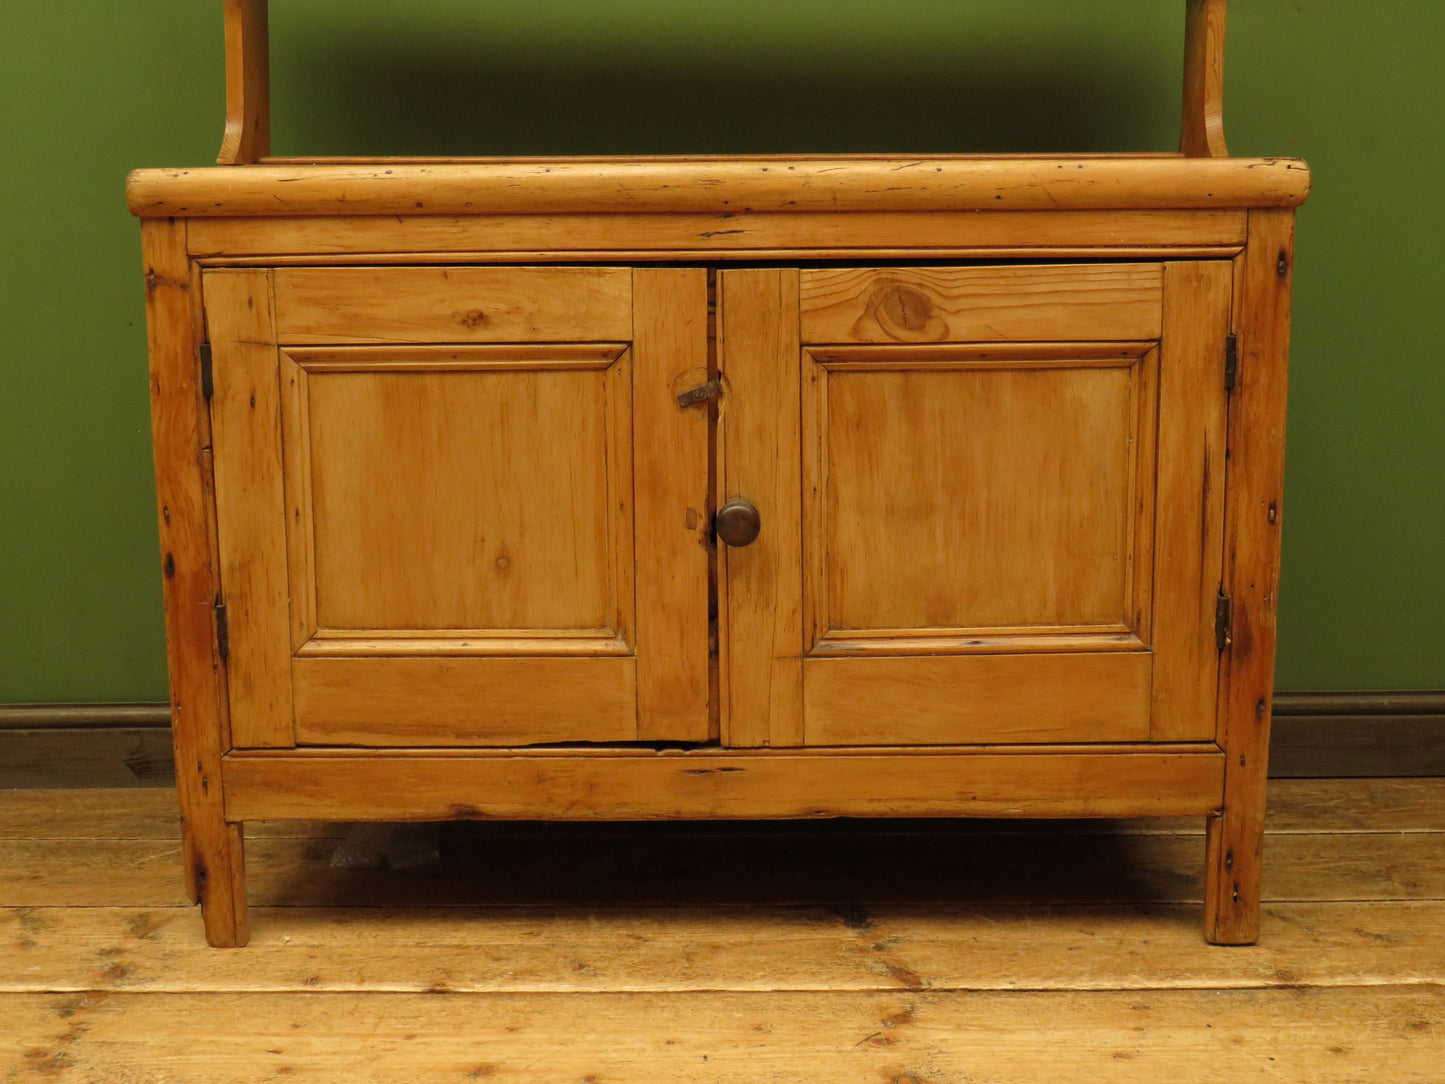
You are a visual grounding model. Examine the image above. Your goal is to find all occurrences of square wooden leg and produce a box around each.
[1203,791,1265,944]
[191,819,249,948]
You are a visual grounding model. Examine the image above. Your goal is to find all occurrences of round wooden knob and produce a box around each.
[715,499,762,547]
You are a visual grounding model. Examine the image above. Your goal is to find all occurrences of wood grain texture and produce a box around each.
[3,900,1443,994]
[632,270,712,741]
[290,657,637,747]
[278,351,316,651]
[220,747,1216,822]
[8,779,1435,841]
[1207,209,1297,944]
[1150,262,1232,740]
[1181,0,1229,158]
[802,654,1152,746]
[216,0,269,165]
[126,157,1311,218]
[143,221,248,947]
[0,728,174,789]
[717,269,804,747]
[800,264,1163,344]
[271,266,632,344]
[185,209,1250,261]
[806,350,1148,638]
[3,987,1441,1082]
[296,352,622,633]
[204,269,293,751]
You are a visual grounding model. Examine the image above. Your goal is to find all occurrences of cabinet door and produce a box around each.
[205,267,710,748]
[719,263,1230,747]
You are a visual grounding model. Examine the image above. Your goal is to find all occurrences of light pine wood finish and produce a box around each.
[217,0,268,165]
[1182,0,1229,158]
[716,269,804,748]
[802,344,1156,643]
[1,781,1443,1081]
[802,654,1154,746]
[197,266,718,750]
[15,777,1440,839]
[290,658,638,747]
[143,223,249,947]
[7,901,1445,994]
[799,263,1163,343]
[5,988,1439,1083]
[4,988,1442,1083]
[738,263,1228,749]
[134,5,1307,943]
[128,157,1309,217]
[221,747,1222,822]
[1206,209,1297,944]
[271,265,632,344]
[204,270,292,750]
[1151,262,1233,739]
[186,209,1252,261]
[293,347,628,635]
[632,269,712,742]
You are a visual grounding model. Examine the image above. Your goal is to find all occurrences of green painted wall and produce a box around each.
[1,1,1440,702]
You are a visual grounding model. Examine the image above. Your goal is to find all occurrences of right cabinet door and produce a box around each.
[718,263,1231,748]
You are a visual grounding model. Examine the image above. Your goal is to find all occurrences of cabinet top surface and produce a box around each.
[127,155,1309,219]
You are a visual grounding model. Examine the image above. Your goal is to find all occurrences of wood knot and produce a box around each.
[874,284,934,331]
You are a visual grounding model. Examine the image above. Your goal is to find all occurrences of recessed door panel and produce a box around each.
[291,346,628,641]
[807,344,1156,647]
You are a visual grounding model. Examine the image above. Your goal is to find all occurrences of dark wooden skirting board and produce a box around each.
[1268,691,1445,778]
[0,703,174,788]
[1,692,1441,788]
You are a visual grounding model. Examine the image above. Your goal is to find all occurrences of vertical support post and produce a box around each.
[1181,0,1229,158]
[143,218,250,946]
[218,0,271,165]
[1205,207,1294,944]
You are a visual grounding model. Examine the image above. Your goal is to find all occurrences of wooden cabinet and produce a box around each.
[129,0,1308,948]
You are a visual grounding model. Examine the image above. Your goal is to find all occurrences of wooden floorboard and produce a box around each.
[1,779,1442,1081]
[3,988,1441,1083]
[2,901,1443,995]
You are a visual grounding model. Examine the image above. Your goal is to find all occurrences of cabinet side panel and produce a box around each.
[718,270,804,747]
[633,270,712,741]
[205,270,294,749]
[1207,208,1296,944]
[143,219,249,945]
[1151,262,1232,740]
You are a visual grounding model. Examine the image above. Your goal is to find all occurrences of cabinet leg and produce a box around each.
[1202,764,1266,944]
[189,819,250,947]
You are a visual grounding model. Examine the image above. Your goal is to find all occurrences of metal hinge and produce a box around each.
[1215,591,1233,652]
[214,596,229,661]
[1224,333,1239,392]
[199,343,214,400]
[677,379,724,408]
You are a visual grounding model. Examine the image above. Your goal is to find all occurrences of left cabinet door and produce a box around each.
[203,266,711,748]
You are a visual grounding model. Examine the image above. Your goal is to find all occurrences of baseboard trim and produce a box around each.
[0,702,173,788]
[1268,690,1445,778]
[0,694,1441,788]
[0,702,171,730]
